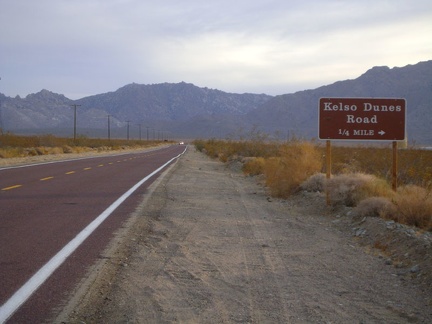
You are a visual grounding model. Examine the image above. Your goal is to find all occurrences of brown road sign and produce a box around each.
[319,97,406,141]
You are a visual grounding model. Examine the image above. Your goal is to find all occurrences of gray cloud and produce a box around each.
[1,0,431,99]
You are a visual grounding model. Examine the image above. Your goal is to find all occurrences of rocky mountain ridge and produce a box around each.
[0,60,431,143]
[246,60,432,143]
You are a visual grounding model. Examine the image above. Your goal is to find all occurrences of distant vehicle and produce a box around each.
[179,141,184,145]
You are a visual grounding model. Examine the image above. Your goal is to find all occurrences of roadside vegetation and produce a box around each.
[194,138,432,231]
[0,132,169,158]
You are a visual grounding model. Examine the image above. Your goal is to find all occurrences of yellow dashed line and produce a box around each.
[3,156,138,192]
[2,184,22,191]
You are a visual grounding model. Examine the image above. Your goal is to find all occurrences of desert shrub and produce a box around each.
[194,139,205,152]
[326,173,393,207]
[398,149,432,188]
[0,147,25,158]
[263,142,322,197]
[201,139,223,159]
[360,176,395,199]
[23,148,38,156]
[38,134,66,147]
[46,146,64,155]
[323,145,432,187]
[62,145,74,153]
[195,139,432,231]
[194,138,281,161]
[391,185,432,230]
[300,173,326,192]
[35,147,49,155]
[354,197,397,218]
[242,157,266,176]
[0,133,40,148]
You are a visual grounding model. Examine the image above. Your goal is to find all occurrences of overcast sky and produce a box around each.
[1,0,431,99]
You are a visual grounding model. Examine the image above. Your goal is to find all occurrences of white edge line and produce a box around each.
[0,146,187,323]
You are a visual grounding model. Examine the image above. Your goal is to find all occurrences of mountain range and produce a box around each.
[0,60,431,143]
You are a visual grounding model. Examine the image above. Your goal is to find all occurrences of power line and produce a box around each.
[70,104,81,141]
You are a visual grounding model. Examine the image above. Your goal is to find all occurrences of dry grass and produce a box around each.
[354,186,432,230]
[391,185,432,230]
[327,145,432,188]
[194,139,432,231]
[242,157,266,176]
[263,142,322,197]
[194,139,280,161]
[300,173,326,192]
[326,173,394,207]
[0,133,167,158]
[326,173,374,207]
[195,139,322,198]
[354,197,397,219]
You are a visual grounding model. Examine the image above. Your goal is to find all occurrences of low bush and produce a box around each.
[354,197,397,218]
[0,147,24,158]
[263,142,322,197]
[326,173,394,207]
[242,157,266,176]
[195,138,432,231]
[193,138,280,161]
[391,185,432,230]
[326,145,432,187]
[300,173,326,192]
[194,139,205,153]
[344,184,431,231]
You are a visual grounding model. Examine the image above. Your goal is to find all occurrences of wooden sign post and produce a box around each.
[392,141,398,191]
[319,98,406,204]
[326,140,332,205]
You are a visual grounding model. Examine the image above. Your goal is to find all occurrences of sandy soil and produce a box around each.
[45,147,432,323]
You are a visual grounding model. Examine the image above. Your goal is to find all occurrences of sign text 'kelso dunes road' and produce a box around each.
[319,98,406,141]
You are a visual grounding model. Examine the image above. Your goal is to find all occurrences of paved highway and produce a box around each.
[0,145,186,323]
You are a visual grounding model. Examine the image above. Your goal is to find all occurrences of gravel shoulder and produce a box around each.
[57,146,431,323]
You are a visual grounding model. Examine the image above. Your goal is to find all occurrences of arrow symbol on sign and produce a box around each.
[378,130,386,136]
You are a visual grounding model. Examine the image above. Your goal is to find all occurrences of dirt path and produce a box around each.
[59,147,431,323]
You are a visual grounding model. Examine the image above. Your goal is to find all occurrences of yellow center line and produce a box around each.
[108,162,113,165]
[40,177,54,181]
[98,164,104,167]
[2,184,22,191]
[65,171,75,175]
[83,167,92,171]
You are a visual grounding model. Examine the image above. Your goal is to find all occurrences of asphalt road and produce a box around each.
[0,144,186,323]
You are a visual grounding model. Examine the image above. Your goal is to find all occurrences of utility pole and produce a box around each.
[146,126,149,141]
[126,120,130,140]
[70,104,81,141]
[137,123,142,140]
[107,115,111,140]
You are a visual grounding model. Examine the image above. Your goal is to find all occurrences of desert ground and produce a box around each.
[3,146,430,323]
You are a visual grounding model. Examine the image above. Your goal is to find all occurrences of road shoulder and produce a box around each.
[59,147,432,323]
